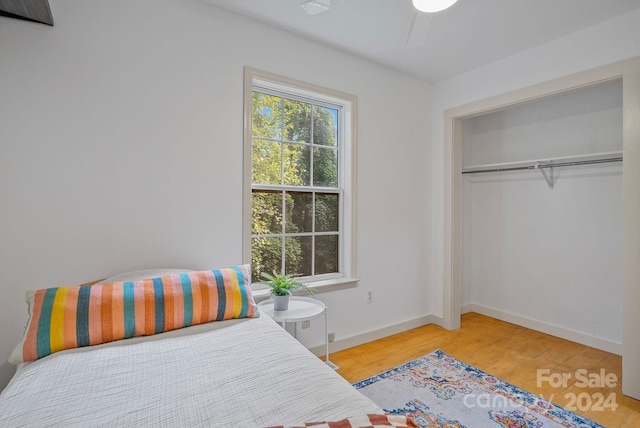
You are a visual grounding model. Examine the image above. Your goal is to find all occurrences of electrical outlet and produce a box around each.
[367,289,373,303]
[302,320,311,329]
[328,332,335,342]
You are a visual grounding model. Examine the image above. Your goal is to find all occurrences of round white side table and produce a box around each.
[258,296,332,367]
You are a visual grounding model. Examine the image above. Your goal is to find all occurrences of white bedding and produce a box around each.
[0,315,381,427]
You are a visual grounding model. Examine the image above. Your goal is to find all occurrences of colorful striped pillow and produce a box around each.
[10,265,257,363]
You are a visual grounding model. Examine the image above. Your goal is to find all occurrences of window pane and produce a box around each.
[313,147,338,187]
[250,84,348,285]
[284,99,311,143]
[315,193,338,232]
[252,93,282,139]
[251,237,282,282]
[285,192,312,234]
[284,143,310,186]
[252,190,282,235]
[313,106,338,147]
[315,235,339,275]
[252,139,281,185]
[285,236,312,277]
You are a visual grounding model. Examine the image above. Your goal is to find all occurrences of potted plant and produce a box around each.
[261,271,314,311]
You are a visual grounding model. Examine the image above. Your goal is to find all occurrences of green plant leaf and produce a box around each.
[260,270,315,297]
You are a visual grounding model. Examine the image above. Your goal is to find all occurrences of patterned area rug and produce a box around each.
[353,350,603,428]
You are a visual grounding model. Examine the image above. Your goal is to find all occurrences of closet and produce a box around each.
[460,79,623,353]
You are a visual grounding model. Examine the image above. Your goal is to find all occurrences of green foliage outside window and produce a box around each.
[251,91,340,282]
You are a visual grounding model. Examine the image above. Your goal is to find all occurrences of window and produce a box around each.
[243,69,356,288]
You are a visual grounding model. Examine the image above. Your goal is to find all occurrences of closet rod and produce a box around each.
[461,156,622,175]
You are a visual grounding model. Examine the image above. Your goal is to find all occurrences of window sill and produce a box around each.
[252,277,360,303]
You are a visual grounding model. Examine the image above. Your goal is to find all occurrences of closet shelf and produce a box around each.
[461,151,623,188]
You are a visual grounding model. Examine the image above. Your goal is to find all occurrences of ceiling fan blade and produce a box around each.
[405,10,432,48]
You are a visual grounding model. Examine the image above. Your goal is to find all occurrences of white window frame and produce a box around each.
[243,67,358,296]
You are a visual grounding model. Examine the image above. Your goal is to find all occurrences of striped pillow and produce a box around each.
[10,265,257,363]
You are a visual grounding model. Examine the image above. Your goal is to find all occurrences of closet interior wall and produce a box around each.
[461,79,623,351]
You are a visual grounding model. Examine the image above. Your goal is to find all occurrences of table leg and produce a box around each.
[325,311,329,365]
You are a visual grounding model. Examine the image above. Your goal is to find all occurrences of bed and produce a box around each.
[0,266,393,427]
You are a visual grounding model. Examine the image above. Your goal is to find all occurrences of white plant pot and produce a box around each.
[273,294,290,311]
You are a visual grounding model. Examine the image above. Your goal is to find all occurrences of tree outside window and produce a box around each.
[251,90,341,282]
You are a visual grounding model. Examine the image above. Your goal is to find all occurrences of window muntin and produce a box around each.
[250,88,342,283]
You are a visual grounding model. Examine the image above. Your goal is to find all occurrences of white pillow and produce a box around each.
[97,269,192,284]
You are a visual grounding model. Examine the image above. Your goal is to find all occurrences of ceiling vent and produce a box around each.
[301,0,331,16]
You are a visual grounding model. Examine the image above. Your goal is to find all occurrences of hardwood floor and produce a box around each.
[330,312,640,427]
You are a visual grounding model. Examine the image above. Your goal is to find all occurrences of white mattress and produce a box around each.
[0,315,381,427]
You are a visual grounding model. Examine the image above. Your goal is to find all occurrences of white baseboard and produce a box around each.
[308,305,622,358]
[462,303,622,355]
[308,314,439,357]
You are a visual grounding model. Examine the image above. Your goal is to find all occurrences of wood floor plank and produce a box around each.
[331,312,639,428]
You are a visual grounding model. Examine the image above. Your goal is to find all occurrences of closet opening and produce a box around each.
[443,57,640,399]
[459,79,623,355]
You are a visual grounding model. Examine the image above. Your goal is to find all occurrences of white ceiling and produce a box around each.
[203,0,640,83]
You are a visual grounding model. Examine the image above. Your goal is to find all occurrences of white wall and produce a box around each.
[461,81,623,167]
[431,8,640,318]
[0,0,431,389]
[460,80,623,347]
[462,166,622,340]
